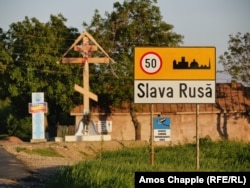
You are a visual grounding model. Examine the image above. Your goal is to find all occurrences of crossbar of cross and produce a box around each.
[62,31,110,113]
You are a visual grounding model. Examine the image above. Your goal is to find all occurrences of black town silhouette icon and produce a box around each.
[173,56,211,69]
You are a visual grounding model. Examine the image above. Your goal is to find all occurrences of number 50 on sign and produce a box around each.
[140,52,162,74]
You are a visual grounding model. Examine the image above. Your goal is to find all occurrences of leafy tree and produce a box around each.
[5,14,81,113]
[0,28,12,98]
[83,0,183,139]
[0,14,82,138]
[0,28,16,134]
[219,32,250,85]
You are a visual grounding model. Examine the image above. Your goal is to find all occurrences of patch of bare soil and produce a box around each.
[0,136,148,187]
[0,136,24,143]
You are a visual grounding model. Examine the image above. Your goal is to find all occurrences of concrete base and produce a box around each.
[65,135,111,142]
[30,139,47,143]
[54,137,64,142]
[64,135,83,142]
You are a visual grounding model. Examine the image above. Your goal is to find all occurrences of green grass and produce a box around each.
[0,134,9,140]
[16,147,63,157]
[46,139,250,188]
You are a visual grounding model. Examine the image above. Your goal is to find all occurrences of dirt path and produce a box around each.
[0,137,148,187]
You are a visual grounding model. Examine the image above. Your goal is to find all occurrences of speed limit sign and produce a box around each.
[140,52,162,74]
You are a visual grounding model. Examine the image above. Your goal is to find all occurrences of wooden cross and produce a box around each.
[61,31,110,113]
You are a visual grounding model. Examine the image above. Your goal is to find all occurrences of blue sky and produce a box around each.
[0,0,249,82]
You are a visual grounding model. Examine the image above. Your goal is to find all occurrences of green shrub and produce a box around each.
[0,99,13,134]
[6,116,32,141]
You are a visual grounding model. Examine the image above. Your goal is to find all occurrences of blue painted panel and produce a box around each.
[32,112,44,139]
[153,117,171,129]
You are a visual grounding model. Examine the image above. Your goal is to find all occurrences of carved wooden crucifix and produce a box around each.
[61,31,110,113]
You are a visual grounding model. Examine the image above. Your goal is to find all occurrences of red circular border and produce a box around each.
[140,52,162,74]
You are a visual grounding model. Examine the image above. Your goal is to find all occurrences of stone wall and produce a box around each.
[68,82,250,143]
[86,112,250,143]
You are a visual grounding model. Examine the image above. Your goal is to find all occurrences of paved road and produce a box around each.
[0,147,31,180]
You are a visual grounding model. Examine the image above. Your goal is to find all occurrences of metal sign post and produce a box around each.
[150,104,154,166]
[196,104,200,170]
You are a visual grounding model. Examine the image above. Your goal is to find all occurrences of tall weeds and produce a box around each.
[46,139,250,188]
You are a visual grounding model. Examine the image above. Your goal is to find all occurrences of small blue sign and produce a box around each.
[154,117,171,141]
[153,117,171,129]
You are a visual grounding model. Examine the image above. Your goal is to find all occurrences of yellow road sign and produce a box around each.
[134,47,216,80]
